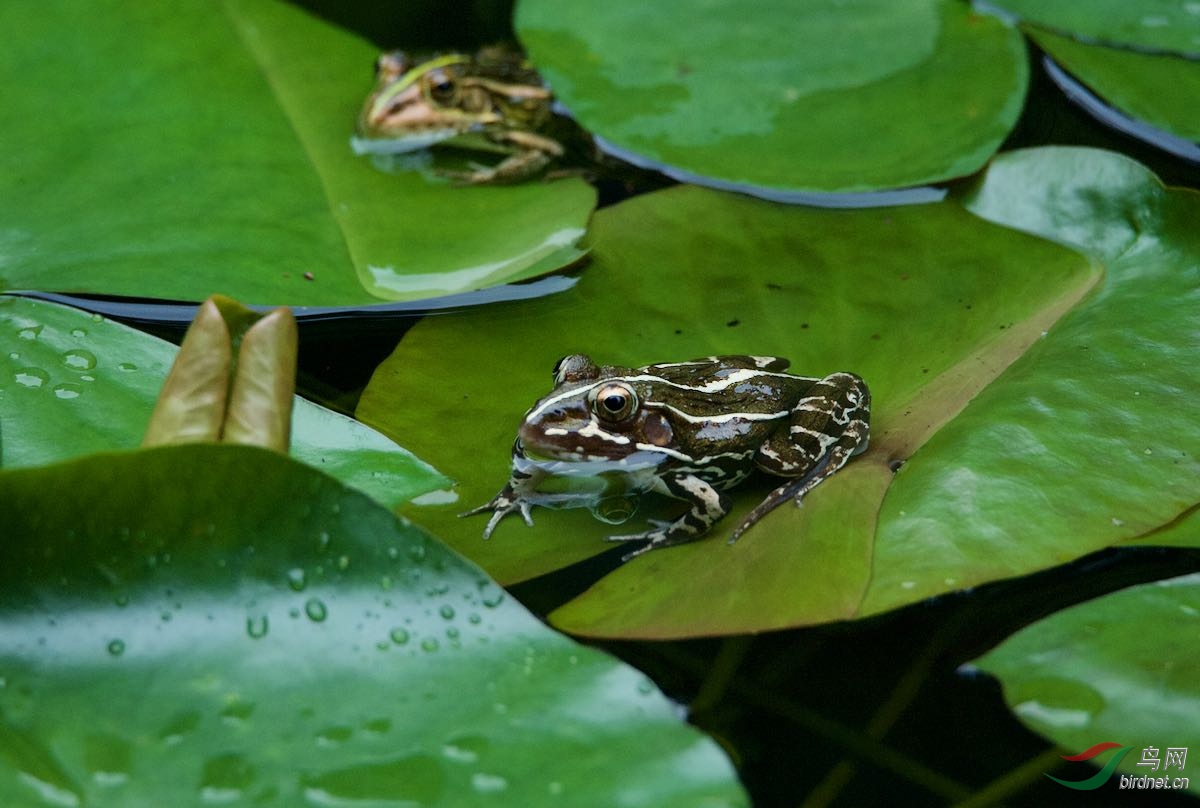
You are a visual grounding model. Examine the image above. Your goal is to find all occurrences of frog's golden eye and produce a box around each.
[425,69,458,103]
[594,383,638,422]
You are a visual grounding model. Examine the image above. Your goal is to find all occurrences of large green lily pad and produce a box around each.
[973,571,1200,795]
[994,0,1200,55]
[360,147,1200,638]
[515,0,1026,193]
[0,445,746,806]
[0,0,593,306]
[1027,26,1200,145]
[0,294,447,508]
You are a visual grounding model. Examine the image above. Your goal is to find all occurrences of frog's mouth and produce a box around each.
[515,443,669,476]
[518,421,630,463]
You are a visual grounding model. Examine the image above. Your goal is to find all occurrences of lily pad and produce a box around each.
[0,445,747,806]
[972,572,1200,795]
[361,147,1200,639]
[0,294,447,508]
[0,0,593,307]
[359,166,1091,588]
[1028,26,1200,146]
[993,0,1200,55]
[514,0,1026,194]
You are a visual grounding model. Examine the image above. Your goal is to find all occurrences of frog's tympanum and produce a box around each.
[351,46,565,184]
[465,355,871,559]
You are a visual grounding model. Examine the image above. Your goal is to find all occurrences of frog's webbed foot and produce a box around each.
[460,488,534,539]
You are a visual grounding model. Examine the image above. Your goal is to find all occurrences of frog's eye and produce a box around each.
[425,70,458,103]
[593,383,638,422]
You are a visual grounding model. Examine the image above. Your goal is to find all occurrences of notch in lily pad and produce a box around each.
[141,295,297,451]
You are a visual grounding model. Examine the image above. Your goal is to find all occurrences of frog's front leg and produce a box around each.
[606,473,731,560]
[461,440,544,538]
[454,131,563,184]
[730,372,871,542]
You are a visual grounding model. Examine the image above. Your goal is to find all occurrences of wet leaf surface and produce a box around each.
[0,1,593,307]
[515,0,1026,193]
[0,445,746,806]
[1030,26,1200,144]
[973,570,1200,795]
[0,295,447,508]
[995,0,1200,55]
[361,147,1200,638]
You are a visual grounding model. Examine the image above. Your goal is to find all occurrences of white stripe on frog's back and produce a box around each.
[645,401,791,425]
[526,368,807,422]
[650,355,784,370]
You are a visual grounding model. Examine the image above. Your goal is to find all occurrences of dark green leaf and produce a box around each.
[0,1,593,305]
[516,0,1026,193]
[973,571,1200,794]
[360,172,1091,617]
[362,148,1200,638]
[995,0,1200,55]
[0,445,746,806]
[1028,26,1200,143]
[0,295,447,508]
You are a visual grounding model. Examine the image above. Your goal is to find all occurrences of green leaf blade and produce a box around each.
[861,148,1200,616]
[359,178,1097,636]
[0,1,594,306]
[516,0,1027,192]
[973,572,1200,794]
[0,445,747,805]
[0,295,447,508]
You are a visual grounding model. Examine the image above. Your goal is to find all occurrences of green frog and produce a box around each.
[465,355,871,559]
[351,46,567,184]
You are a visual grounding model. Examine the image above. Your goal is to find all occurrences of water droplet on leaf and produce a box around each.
[246,615,269,639]
[286,568,307,591]
[304,598,327,623]
[61,349,96,371]
[14,367,48,388]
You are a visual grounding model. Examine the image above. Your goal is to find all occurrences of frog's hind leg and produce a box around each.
[607,473,731,560]
[730,372,870,543]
